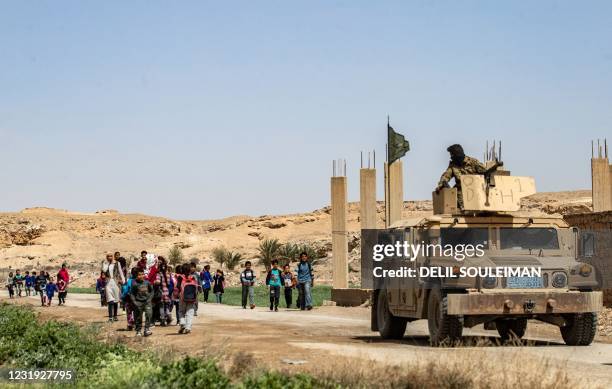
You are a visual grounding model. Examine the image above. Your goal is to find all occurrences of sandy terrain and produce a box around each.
[0,190,593,288]
[4,292,612,387]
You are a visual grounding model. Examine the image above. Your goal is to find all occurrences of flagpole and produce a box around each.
[386,115,390,228]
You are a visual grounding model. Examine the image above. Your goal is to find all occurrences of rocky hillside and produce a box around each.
[0,191,592,287]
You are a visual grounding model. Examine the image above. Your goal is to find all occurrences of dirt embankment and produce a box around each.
[0,191,593,287]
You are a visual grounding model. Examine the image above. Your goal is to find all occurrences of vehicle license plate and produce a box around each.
[507,276,543,289]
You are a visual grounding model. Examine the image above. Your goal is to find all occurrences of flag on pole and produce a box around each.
[387,122,410,164]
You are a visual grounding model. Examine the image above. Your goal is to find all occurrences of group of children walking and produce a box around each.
[98,251,227,337]
[243,252,314,311]
[4,264,70,307]
[95,250,314,338]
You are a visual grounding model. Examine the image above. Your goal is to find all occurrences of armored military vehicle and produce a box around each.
[370,169,602,346]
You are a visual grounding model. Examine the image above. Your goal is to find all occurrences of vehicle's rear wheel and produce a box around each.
[427,288,463,346]
[560,313,597,346]
[496,318,527,342]
[376,289,408,340]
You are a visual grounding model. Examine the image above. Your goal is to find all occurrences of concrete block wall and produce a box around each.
[565,211,612,306]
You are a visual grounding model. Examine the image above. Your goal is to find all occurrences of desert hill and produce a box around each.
[0,190,592,287]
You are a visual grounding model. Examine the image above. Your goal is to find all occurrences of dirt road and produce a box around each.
[5,293,612,386]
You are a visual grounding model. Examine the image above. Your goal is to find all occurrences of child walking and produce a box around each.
[57,277,68,305]
[200,265,213,303]
[45,277,58,306]
[189,262,201,317]
[129,268,153,337]
[178,263,198,334]
[122,267,138,331]
[96,272,107,306]
[155,260,172,326]
[14,270,24,297]
[25,271,33,296]
[240,261,256,309]
[35,271,48,306]
[213,269,225,304]
[281,264,296,308]
[171,265,183,325]
[6,272,15,299]
[266,260,282,312]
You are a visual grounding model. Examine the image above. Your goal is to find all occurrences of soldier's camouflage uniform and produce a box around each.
[437,156,486,209]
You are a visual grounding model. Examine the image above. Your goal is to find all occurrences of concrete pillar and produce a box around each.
[331,176,349,289]
[609,164,612,204]
[359,168,377,230]
[384,161,403,227]
[592,157,612,211]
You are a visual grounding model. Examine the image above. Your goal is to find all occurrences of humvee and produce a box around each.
[371,173,602,346]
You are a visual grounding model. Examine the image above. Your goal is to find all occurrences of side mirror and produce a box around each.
[572,227,579,259]
[580,232,596,259]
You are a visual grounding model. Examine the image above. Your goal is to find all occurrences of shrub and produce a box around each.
[212,246,229,268]
[225,251,243,270]
[168,245,184,265]
[147,357,230,388]
[256,238,281,270]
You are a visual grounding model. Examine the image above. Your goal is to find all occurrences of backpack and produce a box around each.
[181,276,198,303]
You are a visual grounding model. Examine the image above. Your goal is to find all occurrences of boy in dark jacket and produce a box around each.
[35,271,48,306]
[130,269,153,337]
[240,261,256,309]
[24,271,33,296]
[45,277,58,306]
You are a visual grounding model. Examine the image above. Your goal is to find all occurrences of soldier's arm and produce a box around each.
[437,165,454,188]
[473,159,487,174]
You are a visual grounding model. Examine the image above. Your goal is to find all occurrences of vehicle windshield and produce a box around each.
[440,228,489,249]
[500,227,559,250]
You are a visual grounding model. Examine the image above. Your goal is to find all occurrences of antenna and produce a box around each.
[373,150,376,169]
[598,139,601,158]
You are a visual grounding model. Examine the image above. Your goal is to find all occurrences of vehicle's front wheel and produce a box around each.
[376,289,408,340]
[427,288,463,346]
[560,313,597,346]
[496,318,527,342]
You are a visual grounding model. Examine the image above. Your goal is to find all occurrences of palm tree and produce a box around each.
[297,244,321,265]
[278,242,299,264]
[225,251,243,270]
[257,238,281,270]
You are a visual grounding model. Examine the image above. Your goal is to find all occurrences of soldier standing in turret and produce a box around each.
[435,144,487,209]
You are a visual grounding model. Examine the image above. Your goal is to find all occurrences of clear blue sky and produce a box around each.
[1,1,610,219]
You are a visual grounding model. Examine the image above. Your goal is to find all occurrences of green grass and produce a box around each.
[0,304,575,389]
[0,303,326,388]
[220,285,331,308]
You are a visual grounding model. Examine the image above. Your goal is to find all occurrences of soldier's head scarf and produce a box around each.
[447,144,465,165]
